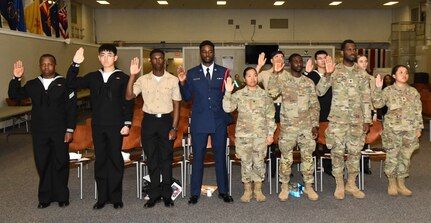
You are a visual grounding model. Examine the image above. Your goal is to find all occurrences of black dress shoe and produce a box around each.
[37,202,50,209]
[218,193,234,203]
[58,201,69,207]
[163,197,174,207]
[93,202,105,210]
[144,199,157,208]
[113,202,124,209]
[188,195,199,204]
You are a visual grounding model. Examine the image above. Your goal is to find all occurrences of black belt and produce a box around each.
[144,112,171,118]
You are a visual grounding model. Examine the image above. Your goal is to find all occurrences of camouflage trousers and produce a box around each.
[279,127,316,184]
[235,137,267,183]
[325,123,365,177]
[382,128,419,178]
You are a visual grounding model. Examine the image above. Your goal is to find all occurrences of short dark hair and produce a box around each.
[39,54,56,64]
[99,44,117,55]
[199,40,214,50]
[270,50,284,59]
[288,53,302,63]
[314,50,328,60]
[243,67,257,78]
[150,48,165,58]
[391,65,408,76]
[341,39,355,50]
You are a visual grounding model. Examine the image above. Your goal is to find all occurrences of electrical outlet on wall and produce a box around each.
[251,19,256,25]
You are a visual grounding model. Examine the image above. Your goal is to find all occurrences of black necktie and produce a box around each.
[206,68,211,82]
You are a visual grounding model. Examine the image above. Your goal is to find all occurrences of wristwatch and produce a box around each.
[125,124,131,129]
[171,127,178,131]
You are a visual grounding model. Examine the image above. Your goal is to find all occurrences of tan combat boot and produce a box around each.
[387,177,398,196]
[254,181,266,202]
[345,174,365,199]
[397,177,412,196]
[278,183,289,201]
[303,183,319,201]
[241,182,253,202]
[334,175,345,200]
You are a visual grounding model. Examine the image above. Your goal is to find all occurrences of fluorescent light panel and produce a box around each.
[97,1,110,5]
[274,1,285,6]
[217,1,227,5]
[383,1,399,6]
[329,1,342,6]
[157,1,169,5]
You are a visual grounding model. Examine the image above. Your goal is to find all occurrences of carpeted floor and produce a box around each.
[1,125,431,223]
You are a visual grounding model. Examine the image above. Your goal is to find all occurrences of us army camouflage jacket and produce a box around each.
[267,70,320,127]
[373,84,423,131]
[316,63,371,124]
[223,86,276,138]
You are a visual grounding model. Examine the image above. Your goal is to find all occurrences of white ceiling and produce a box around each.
[76,0,422,9]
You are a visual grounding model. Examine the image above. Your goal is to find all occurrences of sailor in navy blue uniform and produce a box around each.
[8,55,76,209]
[67,45,133,210]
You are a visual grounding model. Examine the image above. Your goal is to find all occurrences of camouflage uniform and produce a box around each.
[372,85,423,178]
[223,86,276,183]
[316,63,371,177]
[258,70,282,104]
[267,70,320,184]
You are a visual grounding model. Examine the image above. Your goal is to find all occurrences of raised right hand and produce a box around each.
[177,66,187,82]
[305,58,314,73]
[375,74,383,88]
[73,47,85,64]
[224,76,234,93]
[13,60,24,78]
[257,52,267,67]
[130,57,142,76]
[324,56,335,76]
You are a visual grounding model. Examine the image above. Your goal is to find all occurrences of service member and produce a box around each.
[223,67,276,202]
[316,40,371,199]
[126,49,181,207]
[373,65,423,196]
[9,55,76,208]
[267,53,320,201]
[67,45,134,209]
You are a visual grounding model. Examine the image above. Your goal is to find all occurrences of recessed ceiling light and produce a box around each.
[329,1,342,6]
[217,1,227,6]
[157,1,169,5]
[383,1,399,6]
[274,1,285,6]
[96,1,110,5]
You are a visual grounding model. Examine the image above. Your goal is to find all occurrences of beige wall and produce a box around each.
[94,9,393,44]
[81,4,95,43]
